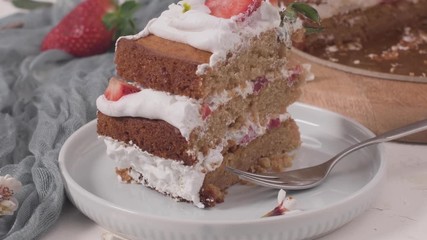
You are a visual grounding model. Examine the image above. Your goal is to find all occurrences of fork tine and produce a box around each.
[238,173,318,190]
[227,167,285,184]
[226,167,279,179]
[227,166,320,190]
[235,174,286,189]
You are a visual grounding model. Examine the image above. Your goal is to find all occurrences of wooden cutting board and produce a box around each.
[290,51,427,144]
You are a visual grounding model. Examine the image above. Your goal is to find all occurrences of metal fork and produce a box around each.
[227,118,427,190]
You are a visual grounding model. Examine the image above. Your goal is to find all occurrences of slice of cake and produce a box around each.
[96,0,310,208]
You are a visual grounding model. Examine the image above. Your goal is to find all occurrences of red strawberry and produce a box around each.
[200,104,212,120]
[267,118,281,129]
[287,65,302,86]
[205,0,262,19]
[239,126,257,144]
[41,0,138,57]
[253,76,269,94]
[104,77,140,101]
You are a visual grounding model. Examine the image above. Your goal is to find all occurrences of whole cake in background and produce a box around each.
[96,0,312,208]
[296,0,427,77]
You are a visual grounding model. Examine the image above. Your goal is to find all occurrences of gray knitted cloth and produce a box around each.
[0,0,174,239]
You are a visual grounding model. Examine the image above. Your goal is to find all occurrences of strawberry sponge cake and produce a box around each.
[96,0,310,208]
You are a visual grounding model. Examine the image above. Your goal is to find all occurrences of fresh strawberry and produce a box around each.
[252,76,269,94]
[200,104,212,120]
[205,0,262,19]
[41,0,138,57]
[239,126,257,145]
[267,118,281,129]
[104,77,140,101]
[287,65,302,86]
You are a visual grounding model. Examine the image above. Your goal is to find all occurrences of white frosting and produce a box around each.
[96,89,202,140]
[104,138,206,208]
[121,0,282,68]
[97,77,292,143]
[96,77,281,140]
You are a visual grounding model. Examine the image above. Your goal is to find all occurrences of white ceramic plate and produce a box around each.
[59,103,385,240]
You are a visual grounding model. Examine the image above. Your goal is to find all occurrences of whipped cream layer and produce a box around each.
[96,89,202,140]
[96,69,299,141]
[192,111,290,173]
[121,0,284,68]
[103,111,291,208]
[104,138,206,208]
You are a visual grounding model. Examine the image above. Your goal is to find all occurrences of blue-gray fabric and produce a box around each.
[0,0,175,239]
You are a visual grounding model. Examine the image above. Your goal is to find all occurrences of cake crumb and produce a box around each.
[368,53,379,61]
[258,157,272,169]
[325,45,338,53]
[301,63,315,81]
[200,184,224,207]
[381,50,399,61]
[347,41,362,51]
[115,168,133,183]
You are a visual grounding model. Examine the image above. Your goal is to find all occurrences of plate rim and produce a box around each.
[292,48,427,83]
[58,102,386,226]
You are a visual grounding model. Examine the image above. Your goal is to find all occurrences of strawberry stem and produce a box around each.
[288,3,320,24]
[102,0,139,41]
[280,3,322,34]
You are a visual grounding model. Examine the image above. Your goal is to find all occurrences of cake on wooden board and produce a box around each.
[295,0,427,77]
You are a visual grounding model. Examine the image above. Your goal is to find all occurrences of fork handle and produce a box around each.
[372,118,427,142]
[327,118,427,170]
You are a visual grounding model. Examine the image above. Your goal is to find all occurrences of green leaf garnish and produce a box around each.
[182,2,191,13]
[12,0,52,10]
[280,3,322,34]
[280,7,296,26]
[120,1,138,16]
[102,0,140,41]
[288,3,320,24]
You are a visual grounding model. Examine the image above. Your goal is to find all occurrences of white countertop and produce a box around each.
[41,142,427,240]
